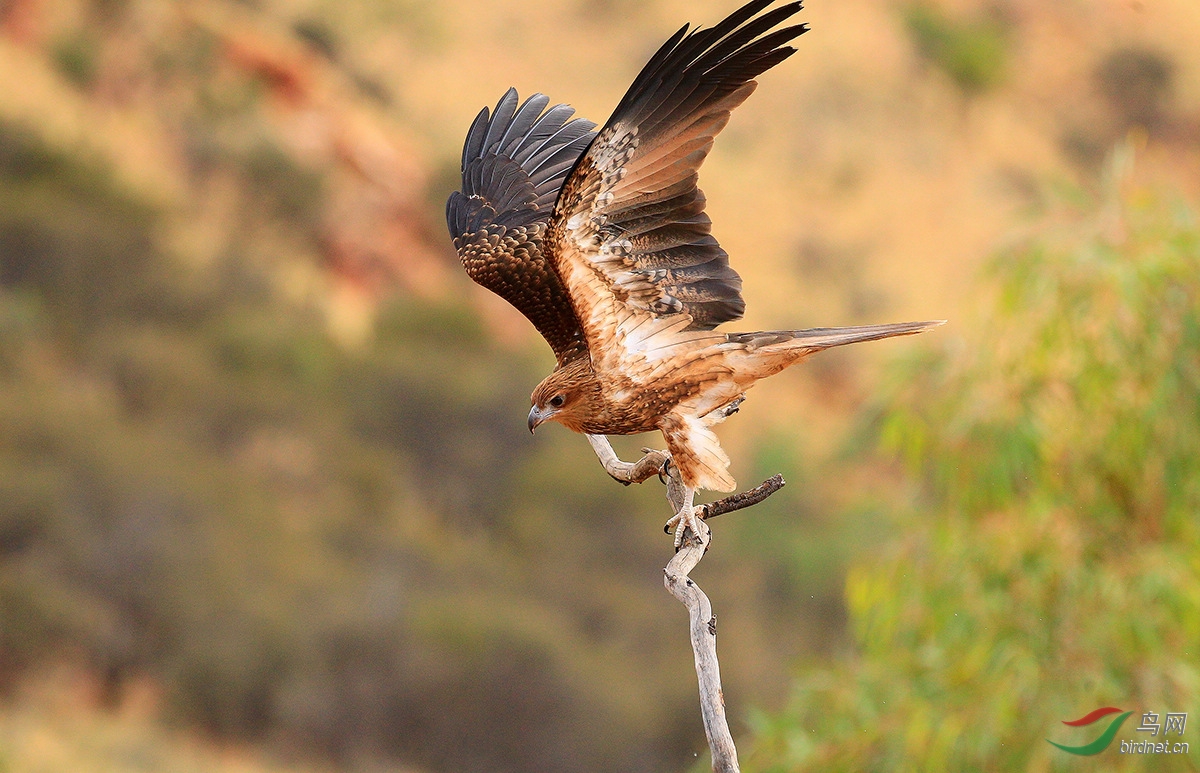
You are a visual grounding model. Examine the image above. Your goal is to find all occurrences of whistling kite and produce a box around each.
[447,0,942,544]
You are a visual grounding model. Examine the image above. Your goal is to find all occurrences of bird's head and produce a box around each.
[528,359,601,433]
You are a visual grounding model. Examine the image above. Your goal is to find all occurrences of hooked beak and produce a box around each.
[528,405,545,434]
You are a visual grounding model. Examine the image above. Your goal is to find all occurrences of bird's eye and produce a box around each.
[549,394,565,408]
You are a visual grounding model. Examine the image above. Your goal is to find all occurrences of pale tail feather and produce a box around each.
[735,320,946,353]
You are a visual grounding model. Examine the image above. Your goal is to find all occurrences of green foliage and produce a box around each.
[292,18,340,61]
[241,141,325,226]
[904,5,1008,94]
[745,185,1200,770]
[1097,47,1176,129]
[50,32,100,89]
[0,124,171,330]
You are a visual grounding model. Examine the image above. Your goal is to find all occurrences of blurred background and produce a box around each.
[0,0,1198,770]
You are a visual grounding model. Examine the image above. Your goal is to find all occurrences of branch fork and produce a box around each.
[584,435,786,773]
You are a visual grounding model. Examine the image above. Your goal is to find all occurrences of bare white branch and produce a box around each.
[586,434,669,485]
[662,465,737,771]
[585,438,785,771]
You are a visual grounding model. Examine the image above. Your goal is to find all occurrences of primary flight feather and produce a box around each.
[447,0,942,541]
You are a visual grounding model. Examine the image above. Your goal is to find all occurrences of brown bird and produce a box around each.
[447,0,942,543]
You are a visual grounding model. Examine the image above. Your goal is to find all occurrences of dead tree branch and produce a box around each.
[586,434,669,485]
[700,474,786,520]
[585,435,786,773]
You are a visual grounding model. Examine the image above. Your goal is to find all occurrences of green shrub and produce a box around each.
[905,5,1008,94]
[50,33,99,89]
[745,181,1200,770]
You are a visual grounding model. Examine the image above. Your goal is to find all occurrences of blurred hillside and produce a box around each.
[0,0,1198,772]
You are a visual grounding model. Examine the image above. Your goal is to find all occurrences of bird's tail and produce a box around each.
[728,320,946,353]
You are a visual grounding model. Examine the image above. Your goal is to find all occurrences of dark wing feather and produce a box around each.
[447,89,597,364]
[550,0,808,335]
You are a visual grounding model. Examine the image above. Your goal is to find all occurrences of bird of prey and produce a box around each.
[447,0,942,544]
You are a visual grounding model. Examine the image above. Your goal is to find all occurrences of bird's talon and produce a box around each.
[666,506,708,549]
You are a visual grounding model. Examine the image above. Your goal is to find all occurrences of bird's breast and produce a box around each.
[585,372,704,436]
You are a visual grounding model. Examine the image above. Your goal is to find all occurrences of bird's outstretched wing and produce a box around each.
[548,0,808,372]
[447,89,598,365]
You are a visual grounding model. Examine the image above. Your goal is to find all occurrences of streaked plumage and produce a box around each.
[447,1,942,517]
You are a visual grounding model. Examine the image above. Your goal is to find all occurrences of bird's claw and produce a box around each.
[664,504,709,550]
[657,455,673,484]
